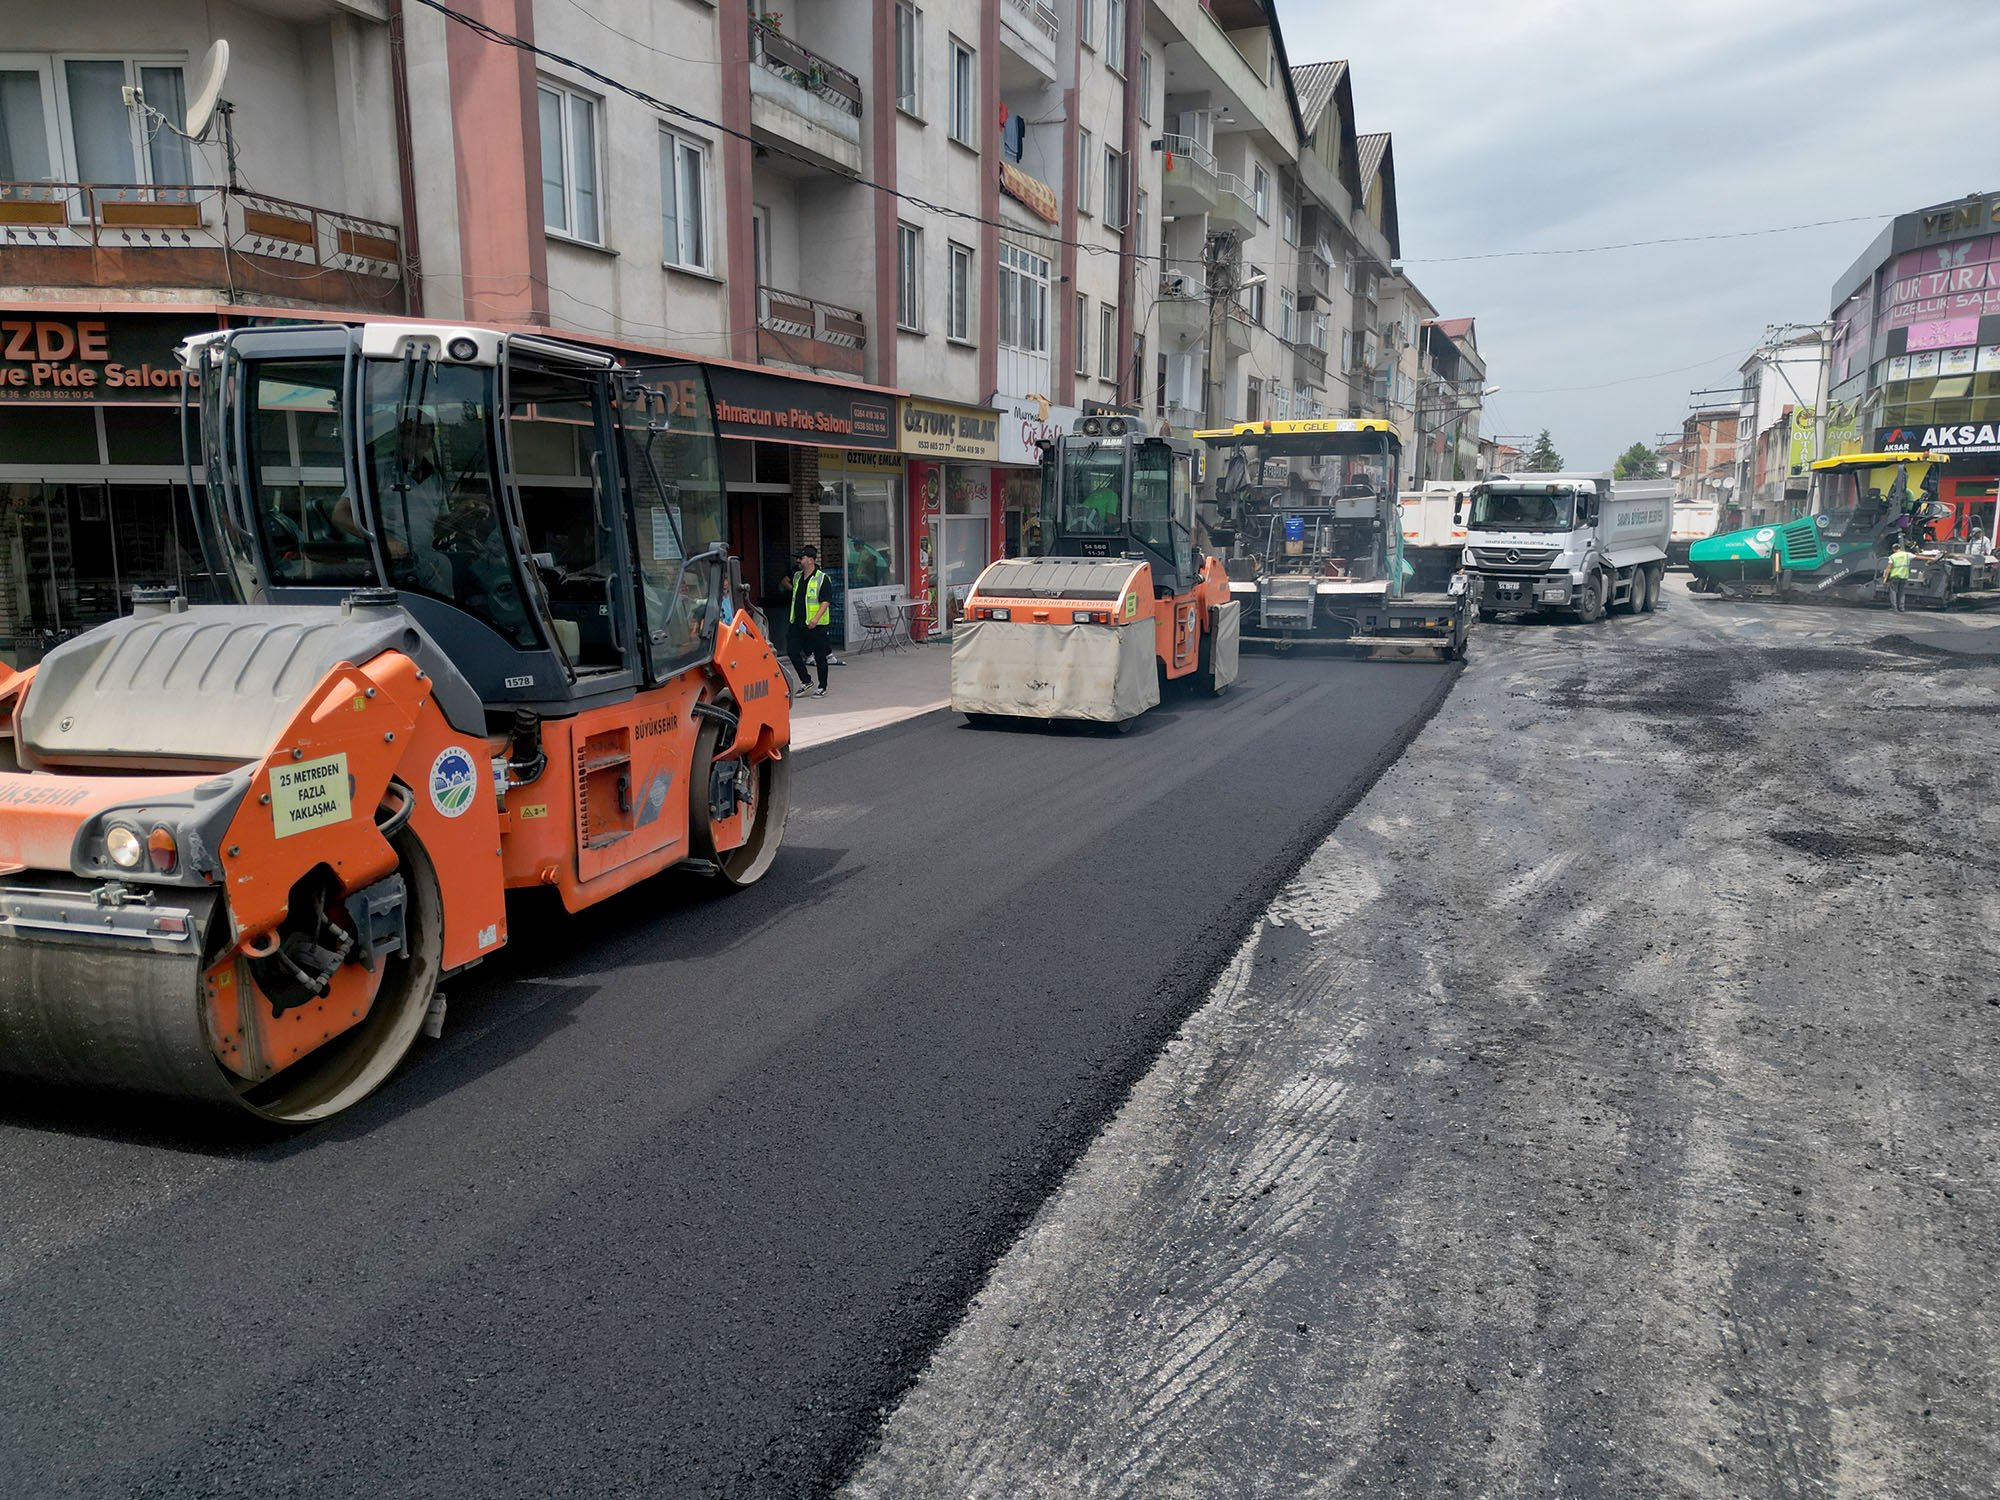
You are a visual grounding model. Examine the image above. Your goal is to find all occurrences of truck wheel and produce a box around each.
[1639,566,1659,613]
[1579,571,1606,623]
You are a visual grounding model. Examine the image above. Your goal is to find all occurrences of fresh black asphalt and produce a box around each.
[0,654,1455,1499]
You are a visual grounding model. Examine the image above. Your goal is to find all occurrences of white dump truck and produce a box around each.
[1395,481,1475,591]
[1667,500,1719,569]
[1460,473,1673,622]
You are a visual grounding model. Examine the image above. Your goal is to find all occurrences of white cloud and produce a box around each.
[1283,0,2000,464]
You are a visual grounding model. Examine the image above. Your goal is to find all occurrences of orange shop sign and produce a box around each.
[0,314,211,402]
[999,162,1059,225]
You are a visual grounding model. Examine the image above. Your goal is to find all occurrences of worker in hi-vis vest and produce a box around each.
[787,545,834,696]
[1882,539,1912,614]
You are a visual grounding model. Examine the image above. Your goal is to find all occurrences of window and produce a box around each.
[1253,165,1270,221]
[1102,146,1128,228]
[1244,280,1265,327]
[1340,330,1352,371]
[1079,0,1096,49]
[947,242,973,341]
[659,127,710,270]
[1077,129,1092,213]
[1343,260,1355,292]
[1134,189,1147,249]
[1280,288,1295,344]
[1276,386,1292,419]
[895,3,922,115]
[897,222,923,331]
[998,242,1050,354]
[1138,52,1152,121]
[1246,376,1262,422]
[948,40,976,146]
[1075,292,1089,374]
[0,57,194,190]
[1098,303,1118,381]
[1106,0,1127,69]
[1282,200,1297,245]
[539,81,601,243]
[1312,312,1328,350]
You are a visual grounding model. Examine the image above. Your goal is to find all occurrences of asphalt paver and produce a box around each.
[0,655,1455,1499]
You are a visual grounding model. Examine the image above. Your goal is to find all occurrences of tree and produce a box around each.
[1614,441,1661,479]
[1523,428,1563,471]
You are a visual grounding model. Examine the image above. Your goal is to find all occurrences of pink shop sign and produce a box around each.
[1906,316,1981,351]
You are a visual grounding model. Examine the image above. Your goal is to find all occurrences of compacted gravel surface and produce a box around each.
[847,584,2000,1500]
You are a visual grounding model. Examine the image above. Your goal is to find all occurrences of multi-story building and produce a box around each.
[0,0,1452,661]
[1734,329,1827,525]
[1662,407,1740,523]
[1414,316,1487,482]
[1827,189,2000,542]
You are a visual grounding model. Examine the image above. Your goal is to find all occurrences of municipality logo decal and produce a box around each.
[429,746,479,818]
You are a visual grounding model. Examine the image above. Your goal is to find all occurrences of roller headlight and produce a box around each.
[105,824,144,869]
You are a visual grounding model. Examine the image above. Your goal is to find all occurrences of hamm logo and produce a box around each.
[429,746,479,818]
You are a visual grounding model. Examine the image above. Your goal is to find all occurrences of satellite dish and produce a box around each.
[185,40,230,139]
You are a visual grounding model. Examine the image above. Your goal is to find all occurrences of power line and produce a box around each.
[1403,212,1898,264]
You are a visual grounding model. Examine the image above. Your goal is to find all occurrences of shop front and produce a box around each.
[0,308,223,666]
[703,364,898,647]
[992,394,1077,557]
[900,396,1001,638]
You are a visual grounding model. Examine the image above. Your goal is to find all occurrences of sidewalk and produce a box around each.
[786,638,952,750]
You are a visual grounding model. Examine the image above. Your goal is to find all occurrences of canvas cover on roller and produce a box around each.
[951,619,1160,722]
[971,557,1142,601]
[1210,600,1241,687]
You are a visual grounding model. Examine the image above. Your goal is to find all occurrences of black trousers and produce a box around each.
[789,623,831,690]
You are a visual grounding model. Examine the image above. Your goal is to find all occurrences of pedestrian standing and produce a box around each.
[1883,539,1911,613]
[787,546,833,696]
[1967,527,1991,559]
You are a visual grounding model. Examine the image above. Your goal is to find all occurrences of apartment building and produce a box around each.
[1414,316,1488,482]
[0,0,1458,658]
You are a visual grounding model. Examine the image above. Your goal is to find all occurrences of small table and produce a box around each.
[881,597,919,650]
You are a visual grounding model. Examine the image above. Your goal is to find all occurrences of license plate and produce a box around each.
[1498,583,1522,598]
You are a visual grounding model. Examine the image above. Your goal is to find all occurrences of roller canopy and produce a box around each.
[971,557,1145,601]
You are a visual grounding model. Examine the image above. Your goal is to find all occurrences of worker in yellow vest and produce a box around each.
[1882,539,1912,613]
[787,545,833,696]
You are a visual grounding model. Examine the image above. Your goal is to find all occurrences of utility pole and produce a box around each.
[1203,229,1241,429]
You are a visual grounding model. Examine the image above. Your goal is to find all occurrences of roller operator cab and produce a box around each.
[951,412,1239,729]
[0,321,791,1123]
[1200,418,1470,662]
[1461,472,1672,623]
[1687,451,1996,605]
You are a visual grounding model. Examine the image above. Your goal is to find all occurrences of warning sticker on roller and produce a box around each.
[270,752,353,839]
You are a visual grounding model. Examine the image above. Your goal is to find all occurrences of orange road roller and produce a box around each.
[0,322,790,1122]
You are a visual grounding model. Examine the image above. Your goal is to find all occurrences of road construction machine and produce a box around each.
[1199,419,1470,661]
[951,412,1239,729]
[0,321,791,1122]
[1688,451,1996,605]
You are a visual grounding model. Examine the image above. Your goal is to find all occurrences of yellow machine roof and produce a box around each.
[1809,451,1947,470]
[1195,418,1406,444]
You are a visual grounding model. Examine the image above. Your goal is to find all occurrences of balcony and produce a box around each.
[1296,245,1331,304]
[749,22,863,176]
[1292,340,1327,390]
[756,285,866,378]
[1159,288,1209,344]
[1162,398,1206,434]
[0,182,403,307]
[1160,134,1217,217]
[1221,300,1254,356]
[1209,172,1258,238]
[999,0,1061,80]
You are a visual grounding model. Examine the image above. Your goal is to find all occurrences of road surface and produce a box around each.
[0,654,1455,1499]
[847,583,2000,1500]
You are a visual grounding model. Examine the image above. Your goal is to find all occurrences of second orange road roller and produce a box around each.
[0,320,790,1123]
[950,413,1240,730]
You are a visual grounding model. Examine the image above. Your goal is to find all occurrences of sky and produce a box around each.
[1283,0,2000,469]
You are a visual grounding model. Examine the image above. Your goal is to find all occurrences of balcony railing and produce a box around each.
[1003,0,1061,44]
[750,22,863,118]
[0,180,403,304]
[757,285,866,378]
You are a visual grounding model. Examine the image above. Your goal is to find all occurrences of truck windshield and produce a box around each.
[1061,440,1126,534]
[1469,485,1576,532]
